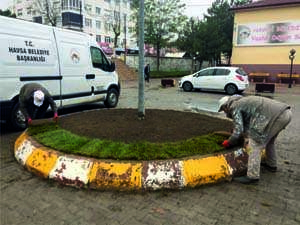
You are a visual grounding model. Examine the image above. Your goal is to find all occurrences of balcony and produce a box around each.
[62,12,83,31]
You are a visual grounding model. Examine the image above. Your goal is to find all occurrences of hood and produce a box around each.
[181,74,194,80]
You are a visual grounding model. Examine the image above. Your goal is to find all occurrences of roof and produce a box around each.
[231,0,300,11]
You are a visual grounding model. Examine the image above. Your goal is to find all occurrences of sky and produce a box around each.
[0,0,214,18]
[183,0,215,19]
[0,0,12,10]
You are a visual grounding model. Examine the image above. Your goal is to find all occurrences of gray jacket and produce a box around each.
[19,83,57,119]
[226,96,290,145]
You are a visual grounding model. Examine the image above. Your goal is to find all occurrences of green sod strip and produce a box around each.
[27,124,226,160]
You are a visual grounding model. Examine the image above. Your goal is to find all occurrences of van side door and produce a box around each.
[55,29,96,106]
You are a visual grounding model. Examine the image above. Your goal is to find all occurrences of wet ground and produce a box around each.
[1,80,299,225]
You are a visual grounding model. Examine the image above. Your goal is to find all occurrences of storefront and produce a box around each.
[231,0,300,84]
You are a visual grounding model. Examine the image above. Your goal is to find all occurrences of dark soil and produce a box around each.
[59,108,233,143]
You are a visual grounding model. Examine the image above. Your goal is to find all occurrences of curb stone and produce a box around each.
[15,131,250,191]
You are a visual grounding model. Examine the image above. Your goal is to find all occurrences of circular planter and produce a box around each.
[14,131,249,191]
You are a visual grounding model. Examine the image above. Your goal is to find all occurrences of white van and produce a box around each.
[0,16,120,130]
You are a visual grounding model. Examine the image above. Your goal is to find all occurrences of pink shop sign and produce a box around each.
[236,21,300,46]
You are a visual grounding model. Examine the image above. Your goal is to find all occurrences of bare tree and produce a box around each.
[33,0,61,26]
[132,0,187,71]
[112,8,121,48]
[104,1,122,48]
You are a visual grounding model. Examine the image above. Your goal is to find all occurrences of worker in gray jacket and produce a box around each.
[19,83,58,125]
[218,95,292,184]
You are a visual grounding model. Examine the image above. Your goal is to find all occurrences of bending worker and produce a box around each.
[19,83,58,125]
[218,95,292,184]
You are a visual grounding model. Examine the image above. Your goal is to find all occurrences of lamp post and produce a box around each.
[288,49,296,88]
[193,51,199,72]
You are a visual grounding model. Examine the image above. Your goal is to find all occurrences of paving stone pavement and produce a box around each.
[1,79,300,225]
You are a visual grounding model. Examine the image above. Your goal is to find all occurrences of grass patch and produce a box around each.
[27,124,226,160]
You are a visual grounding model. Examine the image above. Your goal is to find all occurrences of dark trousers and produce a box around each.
[27,102,49,119]
[145,74,150,82]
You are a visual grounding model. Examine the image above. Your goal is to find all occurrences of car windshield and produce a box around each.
[236,68,247,76]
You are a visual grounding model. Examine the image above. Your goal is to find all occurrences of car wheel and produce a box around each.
[10,102,27,131]
[225,84,238,95]
[182,82,193,92]
[104,88,119,108]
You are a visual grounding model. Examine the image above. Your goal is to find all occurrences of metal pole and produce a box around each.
[289,57,294,88]
[137,0,145,119]
[288,49,296,88]
[124,14,127,64]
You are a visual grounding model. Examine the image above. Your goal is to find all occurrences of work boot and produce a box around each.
[233,176,259,184]
[261,162,277,173]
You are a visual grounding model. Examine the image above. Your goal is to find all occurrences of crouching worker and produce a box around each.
[19,83,58,125]
[218,95,292,184]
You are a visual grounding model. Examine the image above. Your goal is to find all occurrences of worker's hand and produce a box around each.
[222,140,231,148]
[53,112,59,122]
[27,117,32,125]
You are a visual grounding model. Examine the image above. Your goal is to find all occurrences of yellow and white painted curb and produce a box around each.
[15,132,249,191]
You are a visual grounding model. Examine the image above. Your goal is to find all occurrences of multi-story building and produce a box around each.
[11,0,136,50]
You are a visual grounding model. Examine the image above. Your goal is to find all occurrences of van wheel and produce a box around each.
[225,84,237,95]
[10,102,27,131]
[104,88,119,108]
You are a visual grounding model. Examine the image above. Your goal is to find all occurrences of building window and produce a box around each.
[104,0,111,3]
[53,1,60,10]
[62,0,67,9]
[96,20,101,30]
[105,36,111,43]
[17,9,23,16]
[96,35,101,42]
[114,11,120,19]
[73,0,80,8]
[104,9,112,19]
[104,22,112,32]
[85,4,92,14]
[96,7,101,15]
[62,0,66,9]
[62,0,81,10]
[26,7,32,15]
[85,18,92,28]
[128,27,134,33]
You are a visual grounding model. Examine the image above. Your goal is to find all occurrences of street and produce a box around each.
[1,80,300,225]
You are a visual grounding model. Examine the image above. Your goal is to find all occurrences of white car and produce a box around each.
[179,67,249,95]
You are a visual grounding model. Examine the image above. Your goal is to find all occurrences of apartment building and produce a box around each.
[12,0,135,49]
